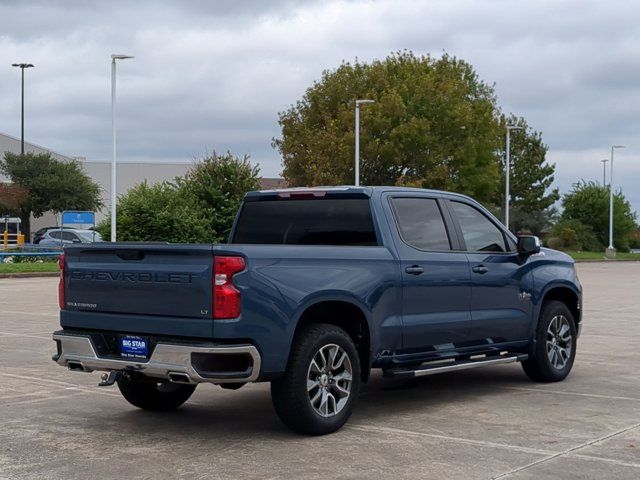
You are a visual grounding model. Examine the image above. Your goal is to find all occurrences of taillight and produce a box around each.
[213,256,245,319]
[58,253,66,310]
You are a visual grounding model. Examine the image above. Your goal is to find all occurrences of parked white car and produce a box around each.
[39,228,102,246]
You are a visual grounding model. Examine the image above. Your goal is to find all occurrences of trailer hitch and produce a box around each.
[98,371,121,387]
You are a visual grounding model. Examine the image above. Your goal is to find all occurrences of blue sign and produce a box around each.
[62,211,95,226]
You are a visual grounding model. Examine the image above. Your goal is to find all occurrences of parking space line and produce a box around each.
[349,424,640,475]
[505,386,640,402]
[492,422,640,479]
[2,392,89,407]
[570,453,640,469]
[576,358,640,368]
[0,331,52,340]
[0,372,121,397]
[347,424,556,456]
[0,389,59,401]
[0,310,58,318]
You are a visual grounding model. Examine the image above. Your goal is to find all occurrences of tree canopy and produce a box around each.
[560,181,637,251]
[96,181,210,243]
[492,115,559,214]
[0,152,102,237]
[274,51,560,213]
[275,51,501,202]
[180,151,261,241]
[98,151,261,243]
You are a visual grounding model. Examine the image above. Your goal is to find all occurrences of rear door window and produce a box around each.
[390,197,451,251]
[232,198,378,246]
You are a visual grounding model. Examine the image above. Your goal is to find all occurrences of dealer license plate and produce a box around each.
[120,336,149,359]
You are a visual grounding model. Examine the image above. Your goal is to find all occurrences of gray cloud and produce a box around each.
[1,0,639,212]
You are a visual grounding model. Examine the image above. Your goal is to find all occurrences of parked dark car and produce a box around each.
[52,187,582,434]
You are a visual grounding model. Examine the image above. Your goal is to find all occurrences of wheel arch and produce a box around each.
[538,285,581,329]
[293,299,372,382]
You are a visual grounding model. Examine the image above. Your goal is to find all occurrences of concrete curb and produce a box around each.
[0,271,60,279]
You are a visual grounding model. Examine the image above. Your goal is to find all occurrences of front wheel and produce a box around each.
[117,375,196,411]
[271,324,361,435]
[522,300,577,382]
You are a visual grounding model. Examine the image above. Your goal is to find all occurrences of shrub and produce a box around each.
[97,151,260,243]
[550,219,602,252]
[561,181,636,251]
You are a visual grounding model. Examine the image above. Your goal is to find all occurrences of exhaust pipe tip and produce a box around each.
[168,372,191,384]
[67,361,86,372]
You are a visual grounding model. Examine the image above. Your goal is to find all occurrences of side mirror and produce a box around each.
[72,238,81,243]
[517,235,541,256]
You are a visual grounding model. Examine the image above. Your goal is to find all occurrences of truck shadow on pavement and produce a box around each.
[104,366,545,438]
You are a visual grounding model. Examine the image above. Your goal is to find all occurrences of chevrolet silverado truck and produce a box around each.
[52,186,582,435]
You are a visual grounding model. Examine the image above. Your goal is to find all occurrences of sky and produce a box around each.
[1,0,639,212]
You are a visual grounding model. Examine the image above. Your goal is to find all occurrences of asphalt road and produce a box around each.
[1,263,639,479]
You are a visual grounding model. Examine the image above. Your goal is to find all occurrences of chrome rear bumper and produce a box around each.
[52,333,261,384]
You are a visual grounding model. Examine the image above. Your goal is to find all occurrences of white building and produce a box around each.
[0,131,191,237]
[0,131,286,240]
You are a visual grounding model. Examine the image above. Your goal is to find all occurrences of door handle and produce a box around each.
[405,265,424,275]
[472,265,488,274]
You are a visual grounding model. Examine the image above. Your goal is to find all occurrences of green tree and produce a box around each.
[274,51,501,202]
[0,152,102,239]
[493,115,559,216]
[98,151,261,243]
[181,151,261,242]
[509,205,558,236]
[549,218,602,252]
[96,181,210,243]
[561,181,636,251]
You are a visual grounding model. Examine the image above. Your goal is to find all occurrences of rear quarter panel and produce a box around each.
[212,244,402,376]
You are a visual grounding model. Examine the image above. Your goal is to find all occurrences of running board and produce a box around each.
[383,353,529,378]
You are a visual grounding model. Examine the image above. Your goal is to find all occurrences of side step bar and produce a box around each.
[383,353,529,378]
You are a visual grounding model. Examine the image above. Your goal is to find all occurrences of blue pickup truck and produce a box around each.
[53,186,582,435]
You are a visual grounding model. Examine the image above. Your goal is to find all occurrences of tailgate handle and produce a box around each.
[117,250,145,261]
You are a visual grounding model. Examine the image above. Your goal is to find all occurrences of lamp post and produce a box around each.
[607,145,625,256]
[505,125,522,229]
[110,54,134,242]
[11,63,34,155]
[354,99,374,186]
[600,158,609,186]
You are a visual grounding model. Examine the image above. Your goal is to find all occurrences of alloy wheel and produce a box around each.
[546,315,573,370]
[306,343,353,417]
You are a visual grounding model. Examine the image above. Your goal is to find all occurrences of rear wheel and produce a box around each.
[117,375,196,411]
[522,300,577,382]
[271,323,360,435]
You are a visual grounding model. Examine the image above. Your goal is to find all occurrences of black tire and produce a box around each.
[117,375,196,411]
[522,300,577,382]
[271,323,361,435]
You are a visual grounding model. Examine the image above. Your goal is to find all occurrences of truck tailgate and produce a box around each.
[63,244,213,319]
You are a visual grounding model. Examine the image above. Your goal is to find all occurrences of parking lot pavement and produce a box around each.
[0,263,639,480]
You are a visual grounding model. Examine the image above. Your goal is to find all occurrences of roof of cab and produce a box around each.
[244,185,475,202]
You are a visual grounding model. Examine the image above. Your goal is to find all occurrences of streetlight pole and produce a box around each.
[600,158,609,186]
[505,125,522,230]
[354,99,374,186]
[607,145,625,255]
[11,63,34,155]
[110,54,134,242]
